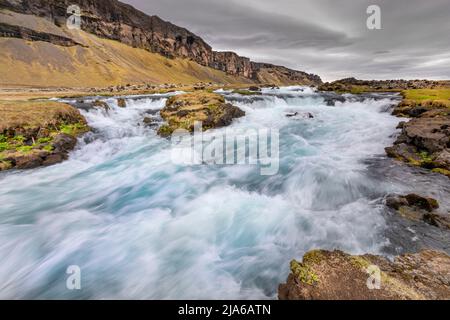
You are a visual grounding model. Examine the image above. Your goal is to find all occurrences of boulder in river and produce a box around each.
[158,91,245,137]
[92,100,110,112]
[286,112,314,119]
[385,194,449,230]
[117,98,127,108]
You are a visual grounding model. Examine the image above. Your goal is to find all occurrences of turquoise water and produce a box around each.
[0,87,403,299]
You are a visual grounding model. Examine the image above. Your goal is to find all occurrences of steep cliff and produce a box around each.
[0,0,321,86]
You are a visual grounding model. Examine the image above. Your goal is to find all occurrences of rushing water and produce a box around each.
[0,86,445,299]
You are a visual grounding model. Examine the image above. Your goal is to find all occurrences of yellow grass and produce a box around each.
[0,30,253,88]
[0,100,84,132]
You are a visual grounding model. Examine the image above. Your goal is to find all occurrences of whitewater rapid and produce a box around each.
[0,87,407,299]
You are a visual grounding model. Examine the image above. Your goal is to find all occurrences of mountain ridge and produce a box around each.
[0,0,322,86]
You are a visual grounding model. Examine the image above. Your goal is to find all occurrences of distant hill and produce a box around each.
[0,0,322,87]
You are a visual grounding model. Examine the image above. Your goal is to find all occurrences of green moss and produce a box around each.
[157,125,174,137]
[0,134,6,143]
[12,135,26,144]
[432,168,450,177]
[302,250,325,265]
[350,256,372,270]
[407,157,422,167]
[419,151,433,162]
[0,142,10,152]
[59,122,88,136]
[16,145,33,153]
[290,260,319,285]
[43,145,54,152]
[37,137,52,144]
[232,89,262,96]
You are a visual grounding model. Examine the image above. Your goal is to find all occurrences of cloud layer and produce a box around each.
[124,0,450,81]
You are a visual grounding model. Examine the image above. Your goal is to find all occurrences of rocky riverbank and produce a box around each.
[277,83,450,300]
[279,249,450,300]
[319,78,450,179]
[386,99,450,179]
[0,101,88,171]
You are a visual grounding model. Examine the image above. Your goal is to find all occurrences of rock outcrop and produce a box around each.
[279,250,450,300]
[385,194,450,230]
[0,100,88,171]
[158,91,245,137]
[0,0,322,86]
[0,21,81,46]
[386,108,450,178]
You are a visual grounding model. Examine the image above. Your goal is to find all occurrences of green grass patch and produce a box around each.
[59,123,88,136]
[37,137,52,144]
[16,145,33,153]
[12,135,26,144]
[419,151,433,163]
[232,89,262,96]
[402,89,450,106]
[43,145,54,152]
[0,142,9,152]
[290,260,319,285]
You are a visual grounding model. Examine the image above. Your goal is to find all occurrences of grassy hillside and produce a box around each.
[0,30,253,88]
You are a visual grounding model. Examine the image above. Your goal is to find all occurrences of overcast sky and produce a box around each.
[123,0,450,81]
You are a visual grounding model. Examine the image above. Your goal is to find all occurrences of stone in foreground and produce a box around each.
[279,250,450,300]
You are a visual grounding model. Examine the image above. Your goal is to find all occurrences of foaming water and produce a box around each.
[0,87,403,299]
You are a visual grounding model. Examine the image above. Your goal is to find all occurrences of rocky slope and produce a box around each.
[279,250,450,300]
[0,0,321,86]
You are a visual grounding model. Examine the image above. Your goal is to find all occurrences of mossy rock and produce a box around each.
[290,260,319,285]
[0,101,89,171]
[158,91,245,136]
[232,89,262,96]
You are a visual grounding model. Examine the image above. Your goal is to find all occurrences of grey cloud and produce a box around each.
[123,0,450,81]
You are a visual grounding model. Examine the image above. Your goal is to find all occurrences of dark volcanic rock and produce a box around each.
[385,194,449,230]
[52,133,77,153]
[117,98,127,108]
